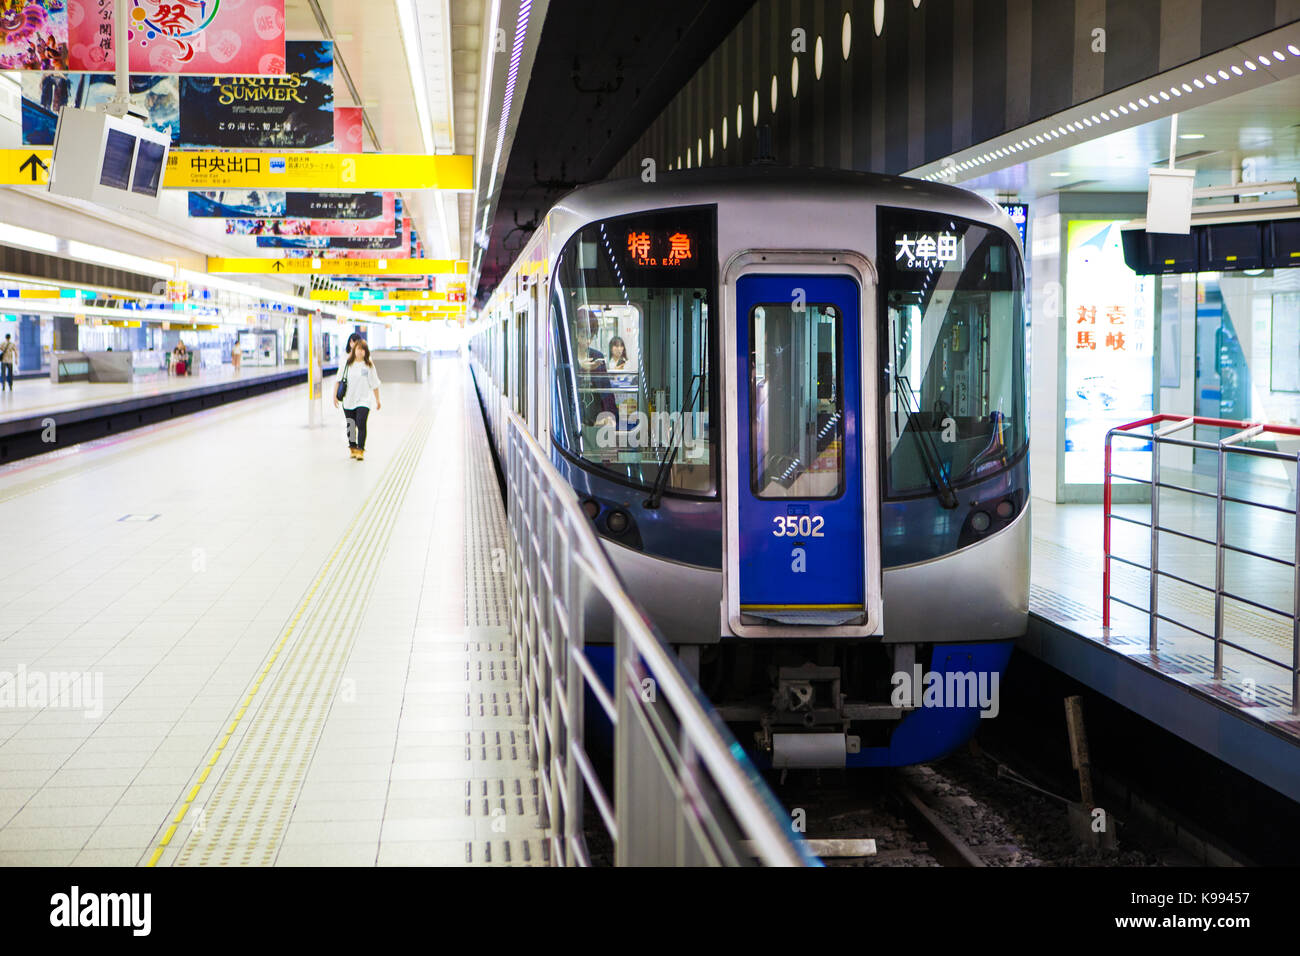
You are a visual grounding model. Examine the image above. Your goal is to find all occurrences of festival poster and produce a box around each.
[189,190,385,221]
[67,0,286,75]
[333,104,363,152]
[0,1,69,70]
[21,71,180,144]
[179,40,331,149]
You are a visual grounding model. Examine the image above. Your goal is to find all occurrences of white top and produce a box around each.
[340,360,381,410]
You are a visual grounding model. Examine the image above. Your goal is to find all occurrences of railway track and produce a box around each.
[768,762,1039,867]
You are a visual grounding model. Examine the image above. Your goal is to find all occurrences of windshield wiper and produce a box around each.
[895,375,959,509]
[644,372,703,509]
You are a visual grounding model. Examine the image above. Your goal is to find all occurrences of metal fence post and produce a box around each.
[564,529,584,865]
[1293,451,1300,716]
[1149,433,1161,653]
[1103,429,1114,630]
[1214,439,1228,680]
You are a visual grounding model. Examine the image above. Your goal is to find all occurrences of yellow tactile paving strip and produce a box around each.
[146,399,437,866]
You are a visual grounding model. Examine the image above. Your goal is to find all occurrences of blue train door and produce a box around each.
[731,273,870,629]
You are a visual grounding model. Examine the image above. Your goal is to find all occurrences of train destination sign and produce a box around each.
[893,231,963,270]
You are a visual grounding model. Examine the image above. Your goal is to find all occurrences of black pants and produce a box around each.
[344,406,370,450]
[0,364,12,389]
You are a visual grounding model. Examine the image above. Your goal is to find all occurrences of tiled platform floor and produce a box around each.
[0,359,547,866]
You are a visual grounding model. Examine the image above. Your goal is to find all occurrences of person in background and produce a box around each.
[333,337,382,461]
[607,336,632,384]
[172,341,189,376]
[0,334,17,391]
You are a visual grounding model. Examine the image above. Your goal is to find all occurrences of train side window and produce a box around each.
[750,302,844,499]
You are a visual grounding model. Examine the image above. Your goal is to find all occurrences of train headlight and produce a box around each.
[581,499,600,520]
[970,511,991,533]
[995,499,1015,520]
[606,510,630,535]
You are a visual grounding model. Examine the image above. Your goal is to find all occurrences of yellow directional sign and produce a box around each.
[1,150,52,185]
[169,152,473,190]
[207,258,469,275]
[0,149,472,191]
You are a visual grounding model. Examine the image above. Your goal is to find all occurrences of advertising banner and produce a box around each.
[224,192,396,237]
[258,209,405,252]
[21,72,179,144]
[67,0,287,74]
[1063,219,1156,486]
[0,2,69,70]
[188,189,388,220]
[179,40,332,149]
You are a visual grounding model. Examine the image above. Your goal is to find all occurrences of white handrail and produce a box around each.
[503,408,814,866]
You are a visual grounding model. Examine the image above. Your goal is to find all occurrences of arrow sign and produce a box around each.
[19,153,48,182]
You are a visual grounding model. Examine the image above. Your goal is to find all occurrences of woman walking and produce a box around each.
[333,338,382,460]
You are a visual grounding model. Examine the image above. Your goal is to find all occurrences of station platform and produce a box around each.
[0,364,338,466]
[0,365,313,426]
[0,359,547,866]
[1027,496,1300,804]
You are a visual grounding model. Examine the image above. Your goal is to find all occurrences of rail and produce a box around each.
[1103,414,1300,714]
[503,409,816,866]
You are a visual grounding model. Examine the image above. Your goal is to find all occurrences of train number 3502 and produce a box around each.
[772,515,825,537]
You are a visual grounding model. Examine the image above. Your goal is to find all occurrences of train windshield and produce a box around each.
[879,206,1027,500]
[550,205,716,496]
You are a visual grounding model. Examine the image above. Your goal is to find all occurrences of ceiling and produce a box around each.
[473,0,758,302]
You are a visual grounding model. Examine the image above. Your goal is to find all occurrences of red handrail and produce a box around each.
[1102,414,1300,628]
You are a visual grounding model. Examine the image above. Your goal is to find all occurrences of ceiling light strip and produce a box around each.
[907,24,1300,184]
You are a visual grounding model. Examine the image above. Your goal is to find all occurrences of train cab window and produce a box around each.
[550,205,717,497]
[750,302,843,498]
[878,206,1027,500]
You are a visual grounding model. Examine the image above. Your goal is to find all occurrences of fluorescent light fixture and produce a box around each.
[395,0,435,154]
[1050,171,1071,177]
[0,222,60,255]
[67,240,173,279]
[1179,133,1205,139]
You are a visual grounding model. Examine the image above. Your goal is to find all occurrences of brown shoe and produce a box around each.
[349,447,359,459]
[356,449,365,461]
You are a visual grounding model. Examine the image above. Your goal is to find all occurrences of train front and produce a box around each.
[548,173,1030,768]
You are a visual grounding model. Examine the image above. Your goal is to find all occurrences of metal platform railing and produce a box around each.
[503,410,816,866]
[1103,414,1300,714]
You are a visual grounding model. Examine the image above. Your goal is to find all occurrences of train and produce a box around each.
[468,166,1029,768]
